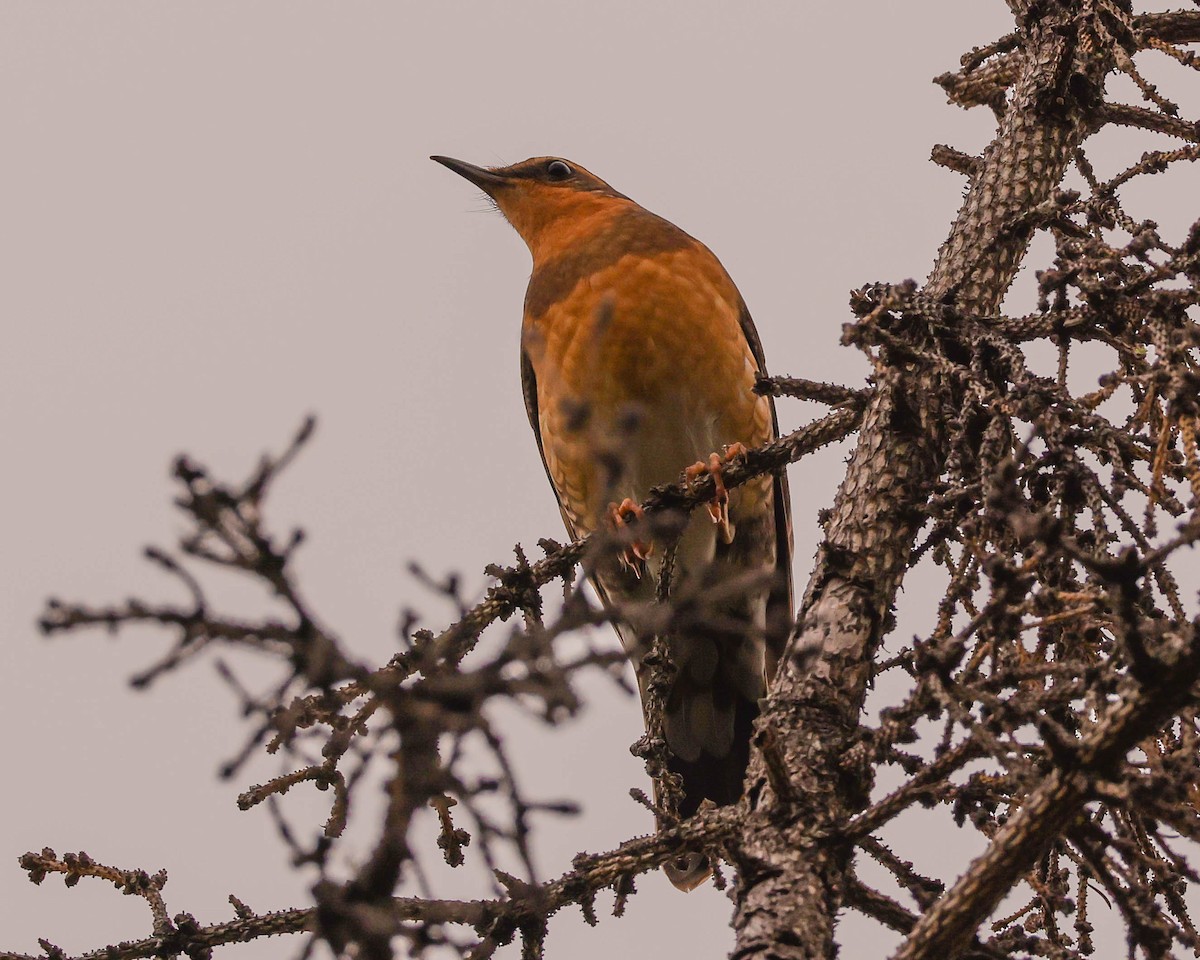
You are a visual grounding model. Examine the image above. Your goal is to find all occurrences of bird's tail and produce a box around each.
[656,648,763,892]
[664,674,760,817]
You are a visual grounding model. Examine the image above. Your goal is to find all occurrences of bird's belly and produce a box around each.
[528,252,771,536]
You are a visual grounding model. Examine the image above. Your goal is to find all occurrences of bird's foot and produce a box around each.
[684,442,747,545]
[607,498,653,578]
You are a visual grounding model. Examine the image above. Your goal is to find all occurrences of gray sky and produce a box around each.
[5,4,1195,958]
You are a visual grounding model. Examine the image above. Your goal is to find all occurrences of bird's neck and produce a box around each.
[504,194,635,266]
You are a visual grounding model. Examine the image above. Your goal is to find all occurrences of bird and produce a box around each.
[433,155,793,890]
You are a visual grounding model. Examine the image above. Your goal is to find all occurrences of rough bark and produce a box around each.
[730,7,1110,957]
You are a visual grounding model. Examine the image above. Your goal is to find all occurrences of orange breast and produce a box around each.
[525,236,772,536]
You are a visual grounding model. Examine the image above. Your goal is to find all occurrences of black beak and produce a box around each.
[430,156,510,194]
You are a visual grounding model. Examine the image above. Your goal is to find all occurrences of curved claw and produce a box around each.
[684,443,746,544]
[607,498,654,577]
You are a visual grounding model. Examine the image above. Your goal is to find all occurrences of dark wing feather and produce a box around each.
[737,302,795,675]
[519,349,546,478]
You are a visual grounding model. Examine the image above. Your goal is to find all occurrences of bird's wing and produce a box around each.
[520,348,591,546]
[737,302,796,674]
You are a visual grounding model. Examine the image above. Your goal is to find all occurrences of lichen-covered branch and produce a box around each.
[733,2,1200,958]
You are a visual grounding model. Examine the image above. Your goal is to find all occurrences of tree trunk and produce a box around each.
[730,7,1110,956]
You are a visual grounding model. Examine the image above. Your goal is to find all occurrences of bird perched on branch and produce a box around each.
[433,155,793,890]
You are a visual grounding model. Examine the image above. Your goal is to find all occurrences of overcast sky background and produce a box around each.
[4,4,1198,958]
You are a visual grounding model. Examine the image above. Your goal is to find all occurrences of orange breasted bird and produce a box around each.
[433,155,793,890]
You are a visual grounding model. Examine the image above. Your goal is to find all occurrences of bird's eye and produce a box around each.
[546,160,573,181]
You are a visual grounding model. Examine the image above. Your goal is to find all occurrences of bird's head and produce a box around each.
[431,155,631,261]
